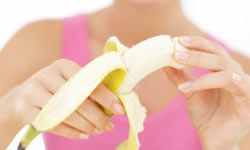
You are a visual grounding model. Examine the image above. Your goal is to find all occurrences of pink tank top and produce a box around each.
[43,15,229,150]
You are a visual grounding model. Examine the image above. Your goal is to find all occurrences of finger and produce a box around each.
[53,59,81,80]
[34,69,66,94]
[230,73,250,99]
[179,36,228,56]
[174,50,229,71]
[163,67,193,86]
[36,59,80,93]
[63,111,97,134]
[32,89,52,108]
[90,84,125,115]
[20,106,41,125]
[28,83,53,108]
[22,80,53,108]
[50,123,89,139]
[178,70,246,97]
[163,67,194,98]
[77,99,113,131]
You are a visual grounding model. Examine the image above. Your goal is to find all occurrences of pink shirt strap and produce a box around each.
[61,14,90,66]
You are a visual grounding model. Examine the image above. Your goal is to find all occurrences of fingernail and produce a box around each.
[79,133,89,139]
[93,128,103,134]
[175,51,189,60]
[105,122,114,131]
[114,103,125,114]
[178,81,192,92]
[232,72,242,82]
[179,36,190,44]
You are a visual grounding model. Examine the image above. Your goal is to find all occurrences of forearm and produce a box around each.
[0,97,23,149]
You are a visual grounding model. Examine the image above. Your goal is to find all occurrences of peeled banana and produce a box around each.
[18,35,186,150]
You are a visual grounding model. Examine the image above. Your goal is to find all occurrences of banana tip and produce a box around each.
[18,142,25,150]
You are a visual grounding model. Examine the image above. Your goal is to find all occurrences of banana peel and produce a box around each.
[18,35,186,150]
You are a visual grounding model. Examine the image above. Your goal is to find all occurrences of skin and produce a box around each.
[164,36,250,150]
[0,0,250,149]
[0,21,125,149]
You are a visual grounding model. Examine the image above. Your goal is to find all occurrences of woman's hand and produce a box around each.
[164,36,250,150]
[1,59,124,140]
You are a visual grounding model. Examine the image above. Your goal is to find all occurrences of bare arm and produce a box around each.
[0,20,62,94]
[0,20,124,150]
[0,20,62,148]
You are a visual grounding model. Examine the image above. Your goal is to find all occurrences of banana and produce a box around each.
[18,35,186,150]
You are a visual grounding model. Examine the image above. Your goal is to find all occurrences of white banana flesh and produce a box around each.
[19,35,186,150]
[118,36,185,93]
[33,52,126,131]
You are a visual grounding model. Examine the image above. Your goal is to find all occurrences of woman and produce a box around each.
[1,0,250,149]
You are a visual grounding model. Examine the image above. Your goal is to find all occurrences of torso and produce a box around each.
[43,14,202,150]
[39,13,250,149]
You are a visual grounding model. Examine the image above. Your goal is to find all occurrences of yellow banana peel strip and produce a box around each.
[18,35,186,150]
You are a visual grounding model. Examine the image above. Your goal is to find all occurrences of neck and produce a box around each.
[89,0,203,46]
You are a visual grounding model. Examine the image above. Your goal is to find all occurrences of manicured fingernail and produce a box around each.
[232,72,242,82]
[114,103,125,114]
[105,122,114,131]
[93,128,103,134]
[179,36,190,44]
[175,51,189,60]
[178,81,192,92]
[79,133,89,139]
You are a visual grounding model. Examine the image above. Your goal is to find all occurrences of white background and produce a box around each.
[1,0,250,150]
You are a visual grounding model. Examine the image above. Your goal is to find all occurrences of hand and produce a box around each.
[1,59,125,139]
[164,36,250,150]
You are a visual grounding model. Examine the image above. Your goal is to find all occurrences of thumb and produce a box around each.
[163,67,194,97]
[163,67,192,85]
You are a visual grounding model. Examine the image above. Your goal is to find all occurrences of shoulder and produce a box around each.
[2,19,63,65]
[0,19,63,94]
[20,19,62,34]
[10,19,62,55]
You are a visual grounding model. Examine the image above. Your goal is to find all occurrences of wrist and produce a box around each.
[0,97,24,149]
[0,93,24,129]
